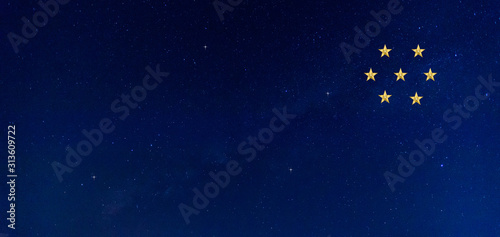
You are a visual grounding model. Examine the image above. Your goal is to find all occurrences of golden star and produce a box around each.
[394,68,407,81]
[410,92,423,105]
[412,44,425,57]
[379,90,391,103]
[424,68,437,81]
[379,44,392,57]
[365,68,377,81]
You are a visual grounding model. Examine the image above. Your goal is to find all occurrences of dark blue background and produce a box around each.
[0,0,499,236]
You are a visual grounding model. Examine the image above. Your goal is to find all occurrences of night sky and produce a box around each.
[1,0,499,236]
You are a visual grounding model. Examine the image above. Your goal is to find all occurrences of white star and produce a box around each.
[203,45,207,50]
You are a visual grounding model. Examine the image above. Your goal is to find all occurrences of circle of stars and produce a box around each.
[364,45,437,105]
